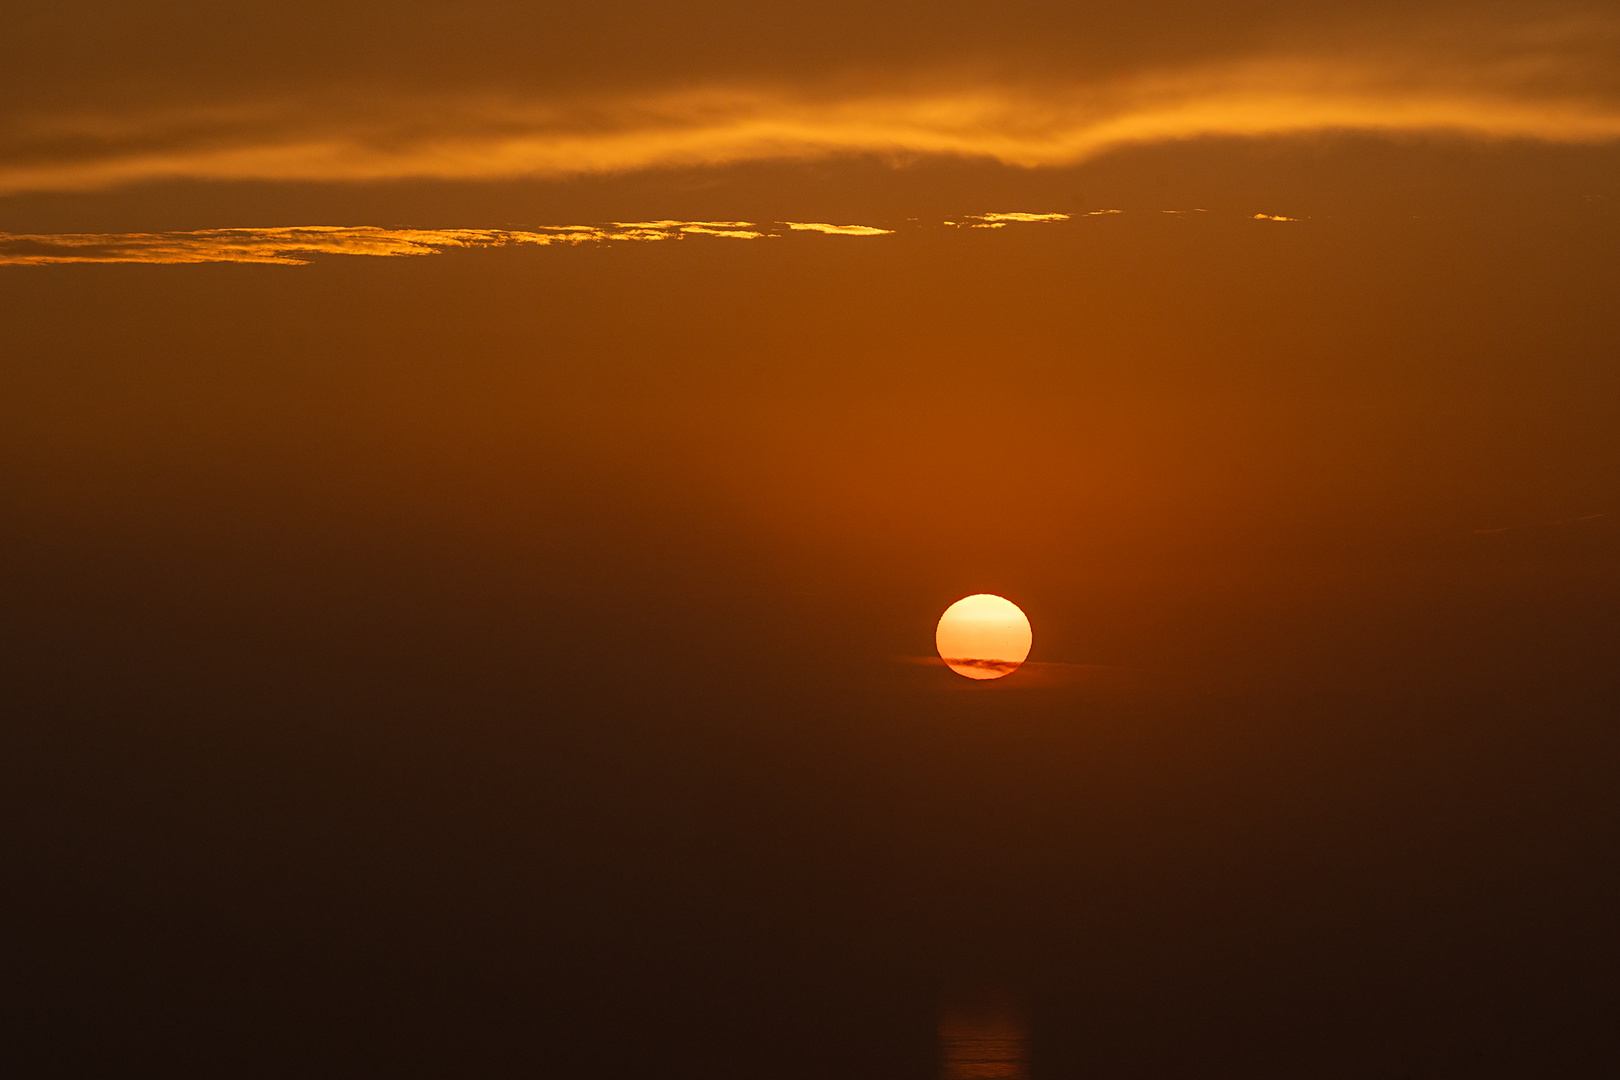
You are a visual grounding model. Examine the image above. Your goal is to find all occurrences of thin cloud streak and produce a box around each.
[0,219,897,265]
[0,199,1581,265]
[0,227,520,266]
[971,212,1071,223]
[785,222,895,235]
[0,224,688,265]
[677,224,766,238]
[965,211,1070,228]
[6,17,1620,196]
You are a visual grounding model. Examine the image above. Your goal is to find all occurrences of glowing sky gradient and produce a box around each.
[6,1,1620,1076]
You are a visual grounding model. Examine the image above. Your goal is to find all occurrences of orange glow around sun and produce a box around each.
[935,594,1032,680]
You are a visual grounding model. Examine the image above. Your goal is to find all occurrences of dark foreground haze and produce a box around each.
[6,2,1620,1077]
[6,178,1620,1077]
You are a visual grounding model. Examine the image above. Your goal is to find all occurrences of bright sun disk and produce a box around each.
[935,594,1032,681]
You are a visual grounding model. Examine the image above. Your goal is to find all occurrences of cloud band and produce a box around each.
[6,28,1620,198]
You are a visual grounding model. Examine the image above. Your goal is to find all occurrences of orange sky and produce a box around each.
[4,2,1620,1077]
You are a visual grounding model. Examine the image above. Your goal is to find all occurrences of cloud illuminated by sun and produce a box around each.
[3,11,1620,196]
[0,220,901,265]
[0,215,1100,265]
[785,222,896,235]
[9,76,1620,197]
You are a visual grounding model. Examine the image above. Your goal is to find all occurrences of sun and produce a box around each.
[935,594,1032,680]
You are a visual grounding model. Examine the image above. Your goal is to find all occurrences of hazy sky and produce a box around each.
[5,3,1620,1078]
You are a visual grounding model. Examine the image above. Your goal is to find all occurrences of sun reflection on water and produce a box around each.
[939,1000,1028,1080]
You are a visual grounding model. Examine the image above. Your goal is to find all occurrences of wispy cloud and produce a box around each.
[785,222,895,235]
[0,223,716,265]
[0,198,1588,265]
[941,657,1024,675]
[677,224,766,239]
[0,218,902,265]
[0,227,510,266]
[897,655,1152,690]
[963,211,1071,229]
[5,14,1620,195]
[971,212,1071,223]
